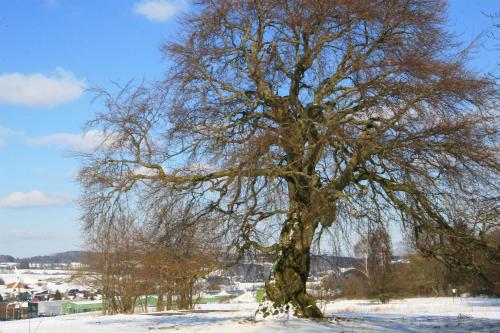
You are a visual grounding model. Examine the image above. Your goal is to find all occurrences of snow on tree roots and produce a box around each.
[255,299,299,320]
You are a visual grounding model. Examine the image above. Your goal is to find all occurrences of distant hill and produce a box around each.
[0,251,85,264]
[21,251,85,264]
[311,255,360,270]
[225,254,361,281]
[0,255,15,262]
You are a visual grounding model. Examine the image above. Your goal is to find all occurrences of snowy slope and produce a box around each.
[0,298,499,332]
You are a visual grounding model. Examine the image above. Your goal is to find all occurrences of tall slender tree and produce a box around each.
[80,0,499,318]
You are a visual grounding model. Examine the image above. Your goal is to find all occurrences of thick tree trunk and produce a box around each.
[257,186,323,318]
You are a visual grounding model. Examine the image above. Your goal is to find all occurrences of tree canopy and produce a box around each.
[79,0,499,318]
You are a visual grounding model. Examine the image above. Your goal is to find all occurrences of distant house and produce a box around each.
[61,300,103,314]
[0,302,8,320]
[0,302,29,320]
[4,281,30,298]
[0,263,16,270]
[33,290,50,302]
[5,282,29,290]
[36,300,103,316]
[37,300,67,316]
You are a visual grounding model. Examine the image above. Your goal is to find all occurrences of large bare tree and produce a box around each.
[79,0,499,318]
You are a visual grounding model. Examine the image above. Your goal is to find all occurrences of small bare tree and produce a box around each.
[79,0,499,318]
[141,205,221,310]
[83,214,143,314]
[82,201,220,313]
[354,235,370,279]
[366,228,394,302]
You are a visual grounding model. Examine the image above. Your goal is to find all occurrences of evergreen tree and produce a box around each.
[53,290,62,300]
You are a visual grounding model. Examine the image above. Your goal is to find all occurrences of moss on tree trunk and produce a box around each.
[259,190,323,318]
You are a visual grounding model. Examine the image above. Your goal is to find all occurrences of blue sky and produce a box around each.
[0,0,498,257]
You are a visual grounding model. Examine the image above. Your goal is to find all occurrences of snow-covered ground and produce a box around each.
[0,297,499,332]
[0,269,86,297]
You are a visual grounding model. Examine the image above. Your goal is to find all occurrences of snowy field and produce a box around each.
[0,269,84,296]
[0,269,73,285]
[1,297,499,332]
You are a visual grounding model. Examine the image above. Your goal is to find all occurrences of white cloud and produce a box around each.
[0,191,73,208]
[0,67,85,107]
[133,0,186,22]
[133,166,160,176]
[0,127,23,147]
[0,127,113,152]
[186,162,219,173]
[26,130,109,152]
